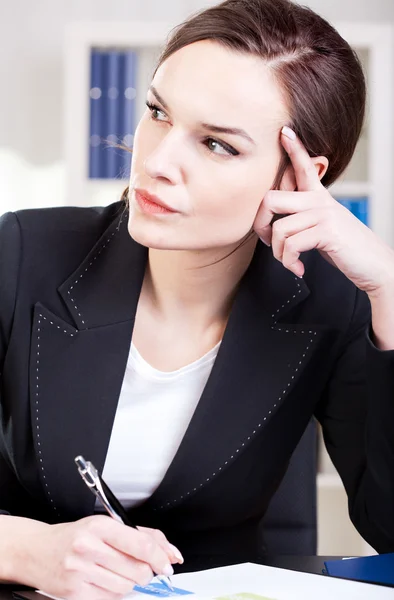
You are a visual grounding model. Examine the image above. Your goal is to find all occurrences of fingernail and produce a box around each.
[169,544,184,563]
[162,563,174,577]
[281,126,296,141]
[259,236,271,247]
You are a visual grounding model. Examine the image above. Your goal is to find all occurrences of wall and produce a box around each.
[190,0,394,22]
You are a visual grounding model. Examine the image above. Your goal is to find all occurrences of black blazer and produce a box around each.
[1,201,394,573]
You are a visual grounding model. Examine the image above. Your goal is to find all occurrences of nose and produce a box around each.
[143,131,185,184]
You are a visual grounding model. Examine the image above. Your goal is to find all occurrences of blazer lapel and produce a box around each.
[28,212,149,521]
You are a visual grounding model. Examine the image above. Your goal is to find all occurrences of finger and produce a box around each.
[91,539,155,587]
[271,210,321,263]
[78,580,124,600]
[281,127,323,192]
[281,226,322,276]
[88,562,149,594]
[68,534,152,591]
[255,190,322,233]
[136,526,184,564]
[98,520,174,578]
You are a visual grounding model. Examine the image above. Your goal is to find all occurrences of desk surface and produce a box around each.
[0,556,342,599]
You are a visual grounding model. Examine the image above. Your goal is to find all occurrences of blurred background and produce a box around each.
[0,0,393,557]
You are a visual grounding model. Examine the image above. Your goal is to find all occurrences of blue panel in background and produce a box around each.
[88,48,138,180]
[89,49,108,178]
[104,49,124,179]
[335,196,369,227]
[120,50,138,179]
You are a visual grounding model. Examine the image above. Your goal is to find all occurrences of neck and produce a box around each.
[141,235,258,330]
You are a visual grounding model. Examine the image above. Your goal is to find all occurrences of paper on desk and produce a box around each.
[38,562,394,600]
[131,562,394,600]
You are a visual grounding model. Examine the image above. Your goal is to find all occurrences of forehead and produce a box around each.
[152,40,288,141]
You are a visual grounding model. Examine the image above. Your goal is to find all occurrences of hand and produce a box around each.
[253,127,394,297]
[7,515,183,600]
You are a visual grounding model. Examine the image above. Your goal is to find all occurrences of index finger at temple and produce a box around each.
[281,127,322,192]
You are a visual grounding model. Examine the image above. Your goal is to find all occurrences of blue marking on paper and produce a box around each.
[134,580,193,596]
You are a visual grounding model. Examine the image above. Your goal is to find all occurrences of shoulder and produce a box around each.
[0,200,127,305]
[12,200,125,236]
[0,200,125,264]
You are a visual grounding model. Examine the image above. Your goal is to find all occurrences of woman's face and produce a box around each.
[128,40,289,250]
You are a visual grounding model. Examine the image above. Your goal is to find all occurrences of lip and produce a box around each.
[134,188,179,214]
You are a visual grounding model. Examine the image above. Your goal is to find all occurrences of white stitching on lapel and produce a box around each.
[35,314,78,516]
[66,214,125,327]
[271,277,302,322]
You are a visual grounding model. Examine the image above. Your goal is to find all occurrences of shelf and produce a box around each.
[329,181,372,197]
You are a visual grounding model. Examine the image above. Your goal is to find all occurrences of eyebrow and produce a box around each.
[149,85,256,146]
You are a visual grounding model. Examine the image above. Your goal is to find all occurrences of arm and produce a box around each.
[0,211,37,580]
[368,282,394,350]
[0,211,22,517]
[0,212,49,582]
[315,287,394,553]
[0,211,21,375]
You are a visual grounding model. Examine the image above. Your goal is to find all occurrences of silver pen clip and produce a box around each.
[74,455,123,523]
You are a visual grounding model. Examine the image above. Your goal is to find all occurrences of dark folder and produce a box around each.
[323,553,394,588]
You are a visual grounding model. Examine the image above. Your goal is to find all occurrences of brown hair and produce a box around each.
[118,0,366,249]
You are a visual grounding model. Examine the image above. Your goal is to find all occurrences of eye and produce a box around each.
[203,138,239,157]
[145,100,239,157]
[145,100,167,121]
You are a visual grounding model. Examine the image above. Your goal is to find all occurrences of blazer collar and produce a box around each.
[58,210,148,330]
[58,209,310,330]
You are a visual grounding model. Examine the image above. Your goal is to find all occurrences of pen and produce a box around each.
[74,455,174,592]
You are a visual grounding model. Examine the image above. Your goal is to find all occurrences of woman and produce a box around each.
[1,0,394,597]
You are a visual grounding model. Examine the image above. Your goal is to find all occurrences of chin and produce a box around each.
[127,219,182,250]
[127,211,247,251]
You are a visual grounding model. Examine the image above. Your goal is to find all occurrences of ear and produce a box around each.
[312,155,329,180]
[279,155,329,191]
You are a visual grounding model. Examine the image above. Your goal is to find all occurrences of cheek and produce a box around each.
[200,191,258,225]
[189,157,279,243]
[196,162,275,225]
[184,188,261,247]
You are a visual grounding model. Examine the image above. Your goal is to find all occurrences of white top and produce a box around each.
[96,338,221,510]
